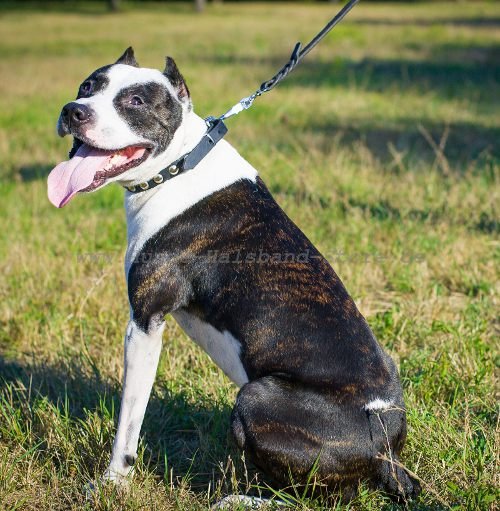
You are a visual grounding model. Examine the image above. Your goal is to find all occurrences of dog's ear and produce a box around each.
[115,47,139,67]
[164,57,190,103]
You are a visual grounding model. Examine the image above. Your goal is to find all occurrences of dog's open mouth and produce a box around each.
[47,142,150,208]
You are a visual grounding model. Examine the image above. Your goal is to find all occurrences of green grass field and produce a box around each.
[0,1,498,509]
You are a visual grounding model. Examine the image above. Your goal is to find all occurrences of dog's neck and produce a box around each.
[119,110,207,191]
[123,110,258,275]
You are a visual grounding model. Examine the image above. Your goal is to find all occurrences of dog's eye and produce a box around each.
[80,80,94,96]
[130,95,144,106]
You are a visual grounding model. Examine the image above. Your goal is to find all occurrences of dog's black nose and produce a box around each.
[61,102,92,127]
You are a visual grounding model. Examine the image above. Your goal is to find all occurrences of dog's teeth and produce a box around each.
[103,154,121,170]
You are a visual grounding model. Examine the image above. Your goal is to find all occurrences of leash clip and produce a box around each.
[205,115,217,128]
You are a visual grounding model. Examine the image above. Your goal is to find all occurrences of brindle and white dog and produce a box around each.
[48,48,420,502]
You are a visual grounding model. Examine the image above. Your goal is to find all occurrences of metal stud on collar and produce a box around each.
[153,174,164,184]
[168,165,179,176]
[139,182,149,190]
[127,185,136,192]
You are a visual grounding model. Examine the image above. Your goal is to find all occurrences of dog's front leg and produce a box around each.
[103,319,164,484]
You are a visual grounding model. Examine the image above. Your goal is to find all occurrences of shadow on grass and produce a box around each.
[265,112,498,174]
[0,355,454,509]
[201,45,499,170]
[204,45,500,103]
[0,1,110,15]
[0,1,194,15]
[18,164,54,182]
[302,118,500,171]
[0,355,244,492]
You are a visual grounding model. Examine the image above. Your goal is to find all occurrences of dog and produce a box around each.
[47,47,420,502]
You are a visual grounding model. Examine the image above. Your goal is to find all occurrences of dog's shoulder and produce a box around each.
[126,175,262,330]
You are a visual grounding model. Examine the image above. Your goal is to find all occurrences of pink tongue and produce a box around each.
[47,144,113,208]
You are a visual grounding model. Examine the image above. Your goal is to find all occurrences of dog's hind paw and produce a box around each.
[377,457,421,503]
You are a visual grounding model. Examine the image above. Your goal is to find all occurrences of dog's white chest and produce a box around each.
[173,310,249,387]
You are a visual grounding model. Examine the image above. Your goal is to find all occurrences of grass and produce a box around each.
[0,1,498,509]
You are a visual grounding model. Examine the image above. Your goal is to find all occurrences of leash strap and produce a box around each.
[125,0,359,194]
[216,0,360,123]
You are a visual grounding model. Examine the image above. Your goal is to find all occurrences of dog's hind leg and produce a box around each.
[103,319,164,484]
[231,375,419,501]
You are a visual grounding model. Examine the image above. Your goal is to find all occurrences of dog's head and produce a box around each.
[48,47,191,207]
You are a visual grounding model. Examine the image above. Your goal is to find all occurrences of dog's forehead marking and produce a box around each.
[102,64,176,98]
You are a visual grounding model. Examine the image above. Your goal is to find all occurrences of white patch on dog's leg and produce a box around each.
[103,319,164,484]
[363,398,394,411]
[173,310,249,387]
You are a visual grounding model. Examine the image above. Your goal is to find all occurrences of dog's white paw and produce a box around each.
[212,495,283,510]
[84,467,131,500]
[101,466,132,486]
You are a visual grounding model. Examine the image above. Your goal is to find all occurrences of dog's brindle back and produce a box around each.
[128,177,416,496]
